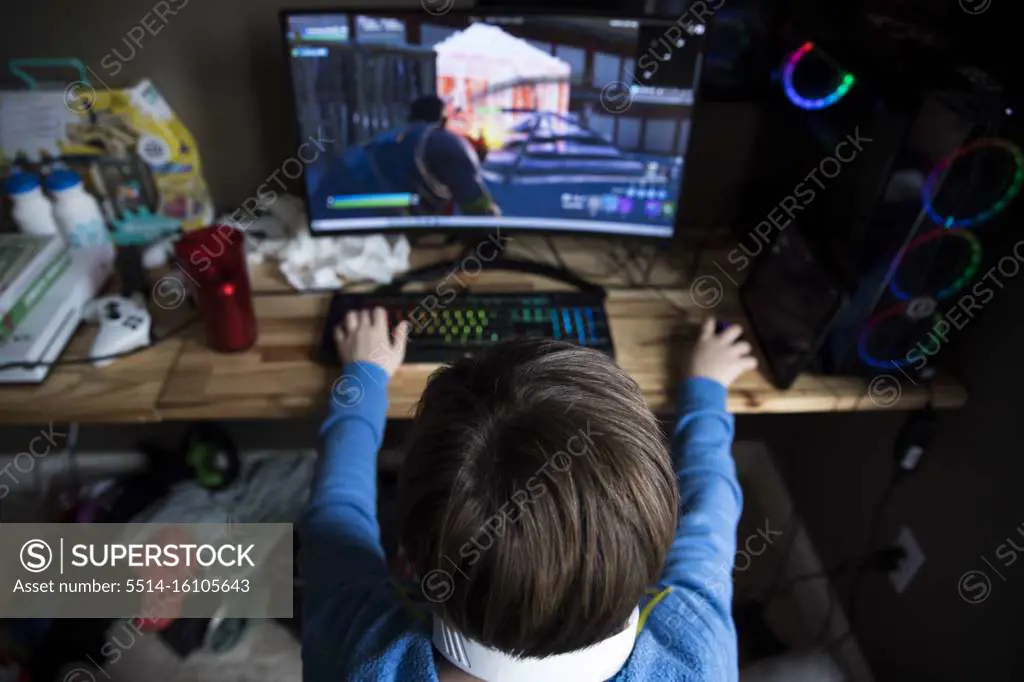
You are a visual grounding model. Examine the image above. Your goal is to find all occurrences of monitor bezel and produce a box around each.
[280,7,706,243]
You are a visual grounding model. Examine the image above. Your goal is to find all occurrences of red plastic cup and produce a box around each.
[173,225,258,352]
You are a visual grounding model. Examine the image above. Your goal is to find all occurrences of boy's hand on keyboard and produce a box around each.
[687,317,758,389]
[334,307,410,377]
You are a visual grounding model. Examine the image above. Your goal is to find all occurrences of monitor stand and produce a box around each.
[378,235,605,295]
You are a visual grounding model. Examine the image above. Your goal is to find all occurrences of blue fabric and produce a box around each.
[302,367,742,682]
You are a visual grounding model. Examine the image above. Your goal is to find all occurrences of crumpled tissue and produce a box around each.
[239,195,411,289]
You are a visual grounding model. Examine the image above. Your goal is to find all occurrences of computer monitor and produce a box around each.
[282,11,707,239]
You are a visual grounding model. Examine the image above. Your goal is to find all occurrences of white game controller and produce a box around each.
[82,295,153,367]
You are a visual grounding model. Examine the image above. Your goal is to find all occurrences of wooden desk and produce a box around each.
[0,317,184,425]
[0,238,967,425]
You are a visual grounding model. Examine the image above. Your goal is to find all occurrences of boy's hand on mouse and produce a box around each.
[687,317,758,388]
[334,307,410,377]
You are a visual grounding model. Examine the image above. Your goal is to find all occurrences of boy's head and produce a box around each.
[399,339,679,657]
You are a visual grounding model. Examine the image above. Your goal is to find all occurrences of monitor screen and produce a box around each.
[283,12,706,238]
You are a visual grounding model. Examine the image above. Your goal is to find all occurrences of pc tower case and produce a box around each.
[739,20,1023,385]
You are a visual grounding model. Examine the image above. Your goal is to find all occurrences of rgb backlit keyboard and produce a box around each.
[320,292,614,363]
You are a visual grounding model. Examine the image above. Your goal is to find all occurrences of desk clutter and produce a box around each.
[0,60,214,235]
[0,58,213,382]
[1,421,314,679]
[0,209,417,383]
[0,235,113,382]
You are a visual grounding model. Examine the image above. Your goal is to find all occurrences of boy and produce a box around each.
[302,308,757,681]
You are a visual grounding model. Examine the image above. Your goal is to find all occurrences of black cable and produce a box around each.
[605,244,693,314]
[628,243,681,288]
[543,236,627,279]
[431,234,682,293]
[748,480,905,649]
[615,244,654,287]
[648,286,692,314]
[751,506,803,606]
[841,475,901,623]
[758,545,908,606]
[749,540,909,647]
[813,473,902,647]
[638,247,658,286]
[769,561,858,595]
[0,315,199,373]
[686,234,706,285]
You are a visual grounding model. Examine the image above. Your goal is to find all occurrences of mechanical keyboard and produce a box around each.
[320,291,614,363]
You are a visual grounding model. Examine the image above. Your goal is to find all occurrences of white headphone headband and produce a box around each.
[432,606,639,682]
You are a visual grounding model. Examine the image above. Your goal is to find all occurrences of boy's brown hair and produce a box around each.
[399,339,679,657]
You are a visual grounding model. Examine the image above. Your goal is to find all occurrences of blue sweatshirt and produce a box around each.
[302,361,742,682]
